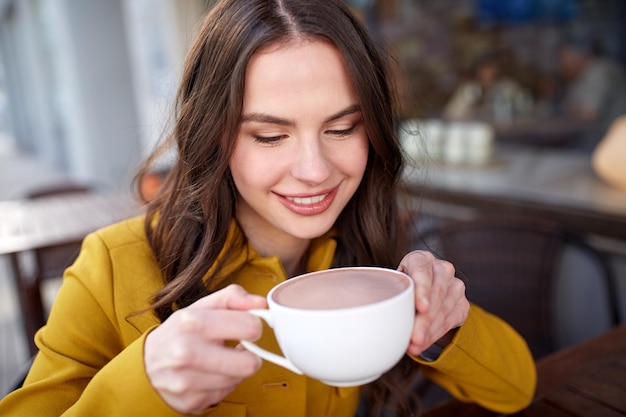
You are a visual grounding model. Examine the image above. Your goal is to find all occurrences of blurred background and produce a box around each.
[0,0,207,192]
[1,0,625,188]
[1,0,625,189]
[1,0,626,403]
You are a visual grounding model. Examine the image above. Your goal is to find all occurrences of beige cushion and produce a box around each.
[592,115,626,192]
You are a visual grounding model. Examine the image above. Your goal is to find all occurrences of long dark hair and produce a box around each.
[135,0,418,415]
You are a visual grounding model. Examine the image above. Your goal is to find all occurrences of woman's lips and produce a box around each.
[286,194,328,205]
[277,187,338,216]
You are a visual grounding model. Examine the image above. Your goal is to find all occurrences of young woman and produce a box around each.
[0,1,536,416]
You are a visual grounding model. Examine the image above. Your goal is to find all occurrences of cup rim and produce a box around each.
[267,266,414,314]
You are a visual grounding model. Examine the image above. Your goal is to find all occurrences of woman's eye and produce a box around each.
[327,126,356,138]
[254,135,285,144]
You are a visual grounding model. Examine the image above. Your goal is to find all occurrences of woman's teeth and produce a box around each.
[287,194,328,205]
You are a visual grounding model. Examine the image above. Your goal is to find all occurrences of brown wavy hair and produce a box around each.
[135,0,419,415]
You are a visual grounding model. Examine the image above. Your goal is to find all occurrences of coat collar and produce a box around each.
[203,219,338,288]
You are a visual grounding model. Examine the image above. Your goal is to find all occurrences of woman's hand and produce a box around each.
[144,284,267,414]
[398,250,470,357]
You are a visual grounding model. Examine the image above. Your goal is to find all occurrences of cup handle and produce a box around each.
[240,309,304,375]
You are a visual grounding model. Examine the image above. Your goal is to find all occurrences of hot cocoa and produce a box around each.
[272,268,409,310]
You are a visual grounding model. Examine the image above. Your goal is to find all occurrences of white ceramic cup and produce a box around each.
[241,267,415,387]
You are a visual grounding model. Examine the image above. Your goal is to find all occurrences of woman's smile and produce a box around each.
[276,186,338,216]
[285,194,328,205]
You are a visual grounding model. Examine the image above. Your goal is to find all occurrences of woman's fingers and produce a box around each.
[188,284,267,311]
[153,341,262,383]
[144,285,269,413]
[150,329,262,376]
[145,326,262,412]
[400,251,456,313]
[399,250,469,355]
[399,250,437,312]
[443,278,470,329]
[169,308,264,345]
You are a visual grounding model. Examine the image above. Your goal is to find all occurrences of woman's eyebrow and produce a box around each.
[241,104,361,126]
[241,113,295,126]
[324,104,361,123]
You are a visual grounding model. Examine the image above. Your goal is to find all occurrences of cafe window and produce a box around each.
[352,0,626,152]
[365,0,626,111]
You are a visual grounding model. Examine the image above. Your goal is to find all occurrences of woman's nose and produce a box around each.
[290,137,332,184]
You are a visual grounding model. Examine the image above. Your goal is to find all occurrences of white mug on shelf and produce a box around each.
[443,121,494,166]
[400,119,445,163]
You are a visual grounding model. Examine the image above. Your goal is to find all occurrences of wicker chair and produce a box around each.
[415,214,619,359]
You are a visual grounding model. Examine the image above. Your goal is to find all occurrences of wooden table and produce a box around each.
[0,191,141,255]
[0,191,142,354]
[422,324,626,417]
[401,145,626,240]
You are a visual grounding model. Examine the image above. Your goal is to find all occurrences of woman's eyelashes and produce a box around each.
[252,125,358,144]
[326,125,356,138]
[253,134,286,144]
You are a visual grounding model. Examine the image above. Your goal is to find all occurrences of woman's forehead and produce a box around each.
[242,39,356,111]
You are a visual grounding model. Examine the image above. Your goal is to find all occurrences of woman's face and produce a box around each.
[230,39,368,249]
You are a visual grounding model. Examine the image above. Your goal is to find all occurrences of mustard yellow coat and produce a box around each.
[0,216,536,416]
